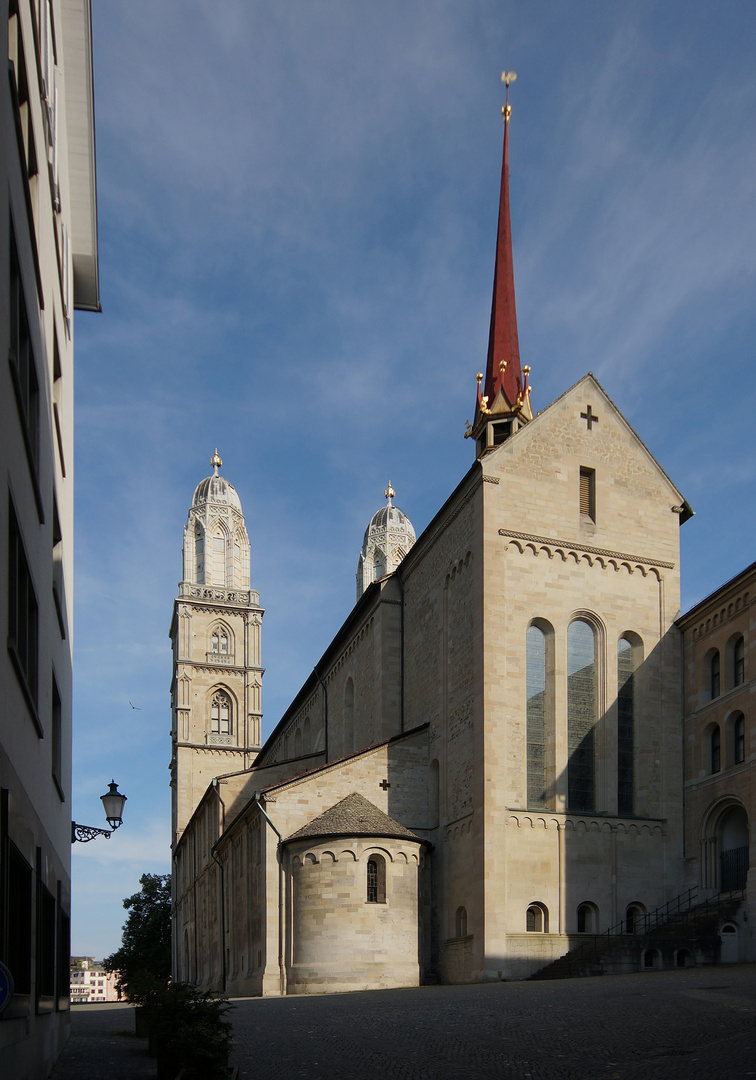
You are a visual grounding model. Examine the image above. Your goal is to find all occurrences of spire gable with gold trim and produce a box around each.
[466,72,532,459]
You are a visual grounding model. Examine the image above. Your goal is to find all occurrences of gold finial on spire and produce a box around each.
[385,482,395,506]
[476,372,491,415]
[211,448,222,476]
[501,70,516,123]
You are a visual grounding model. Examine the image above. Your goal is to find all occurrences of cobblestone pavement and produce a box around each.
[51,1003,154,1080]
[51,967,756,1080]
[229,966,756,1080]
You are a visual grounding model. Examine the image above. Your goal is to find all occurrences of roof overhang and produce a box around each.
[61,0,100,312]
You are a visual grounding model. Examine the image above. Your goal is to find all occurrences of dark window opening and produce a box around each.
[37,873,56,1005]
[711,652,721,699]
[579,467,596,521]
[8,503,39,714]
[617,637,636,816]
[734,714,745,765]
[366,855,386,903]
[526,904,548,933]
[568,619,596,812]
[9,233,40,476]
[7,843,33,998]
[711,725,721,774]
[734,637,745,687]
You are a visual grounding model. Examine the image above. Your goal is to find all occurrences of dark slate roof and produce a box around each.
[283,792,427,845]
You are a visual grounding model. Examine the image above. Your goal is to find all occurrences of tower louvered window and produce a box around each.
[579,468,595,521]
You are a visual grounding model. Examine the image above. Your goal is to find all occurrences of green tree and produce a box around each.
[103,873,171,999]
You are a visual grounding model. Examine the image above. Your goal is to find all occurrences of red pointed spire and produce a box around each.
[482,80,522,411]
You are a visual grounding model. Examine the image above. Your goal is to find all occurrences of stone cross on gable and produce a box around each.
[580,405,599,430]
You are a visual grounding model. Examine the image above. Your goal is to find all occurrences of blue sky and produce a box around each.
[70,0,756,958]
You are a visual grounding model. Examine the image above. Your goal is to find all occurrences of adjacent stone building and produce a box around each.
[1,0,99,1075]
[678,561,755,962]
[170,97,712,994]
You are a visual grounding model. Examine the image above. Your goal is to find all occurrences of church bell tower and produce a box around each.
[170,451,264,844]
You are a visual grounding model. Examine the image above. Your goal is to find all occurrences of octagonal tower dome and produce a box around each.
[356,484,416,600]
[183,450,250,589]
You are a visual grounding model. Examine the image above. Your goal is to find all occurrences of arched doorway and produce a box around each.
[700,800,750,892]
[720,923,739,963]
[719,806,749,891]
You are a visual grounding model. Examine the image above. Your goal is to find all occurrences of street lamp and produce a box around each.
[71,781,127,843]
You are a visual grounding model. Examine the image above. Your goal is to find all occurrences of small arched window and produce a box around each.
[577,902,598,934]
[211,691,231,735]
[711,651,721,699]
[734,637,745,687]
[734,714,745,765]
[626,903,646,935]
[526,903,548,933]
[366,854,386,904]
[455,906,468,938]
[711,725,721,774]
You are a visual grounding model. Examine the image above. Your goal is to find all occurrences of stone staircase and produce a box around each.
[530,889,745,980]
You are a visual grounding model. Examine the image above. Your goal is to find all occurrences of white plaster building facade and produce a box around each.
[1,0,99,1075]
[69,961,120,1004]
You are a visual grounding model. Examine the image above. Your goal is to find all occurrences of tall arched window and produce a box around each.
[211,691,231,736]
[734,637,745,686]
[734,714,745,765]
[617,636,637,816]
[526,624,547,808]
[568,619,597,812]
[711,725,721,774]
[455,906,468,937]
[366,854,386,903]
[711,651,721,699]
[212,535,226,587]
[195,528,205,583]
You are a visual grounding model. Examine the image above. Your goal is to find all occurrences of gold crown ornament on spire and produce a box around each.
[501,70,516,123]
[385,482,395,506]
[211,448,222,476]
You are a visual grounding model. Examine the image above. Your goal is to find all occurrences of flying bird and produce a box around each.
[128,701,141,710]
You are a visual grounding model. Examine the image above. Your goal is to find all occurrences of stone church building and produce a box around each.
[170,98,749,994]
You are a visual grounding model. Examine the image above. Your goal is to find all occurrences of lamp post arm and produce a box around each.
[71,822,113,843]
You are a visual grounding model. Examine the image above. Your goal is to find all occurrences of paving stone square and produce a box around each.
[53,966,756,1080]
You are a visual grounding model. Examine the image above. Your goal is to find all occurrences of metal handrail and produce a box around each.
[555,886,746,978]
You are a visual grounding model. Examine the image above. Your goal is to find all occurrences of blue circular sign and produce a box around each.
[0,961,14,1014]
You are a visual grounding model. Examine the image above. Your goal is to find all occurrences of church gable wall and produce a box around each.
[266,727,429,844]
[486,379,683,568]
[475,378,685,972]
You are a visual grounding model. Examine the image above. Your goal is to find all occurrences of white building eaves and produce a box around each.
[60,0,100,312]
